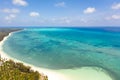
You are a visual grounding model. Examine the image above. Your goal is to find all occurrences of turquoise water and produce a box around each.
[2,27,120,80]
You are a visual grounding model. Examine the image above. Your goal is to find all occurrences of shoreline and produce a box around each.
[0,29,23,58]
[0,29,68,80]
[0,29,114,80]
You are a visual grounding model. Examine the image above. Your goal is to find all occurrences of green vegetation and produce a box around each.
[0,28,48,80]
[0,58,48,80]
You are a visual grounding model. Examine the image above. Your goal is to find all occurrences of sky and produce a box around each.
[0,0,120,27]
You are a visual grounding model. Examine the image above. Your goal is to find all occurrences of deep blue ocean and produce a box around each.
[2,27,120,80]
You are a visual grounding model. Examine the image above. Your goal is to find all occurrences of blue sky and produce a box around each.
[0,0,120,27]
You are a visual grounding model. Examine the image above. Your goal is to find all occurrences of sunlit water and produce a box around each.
[1,27,120,80]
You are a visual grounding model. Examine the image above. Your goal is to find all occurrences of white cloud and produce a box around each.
[29,12,40,17]
[112,3,120,10]
[80,19,88,23]
[112,15,120,19]
[13,0,28,6]
[60,17,71,23]
[106,15,120,20]
[2,8,19,23]
[55,2,66,7]
[84,7,96,14]
[2,8,20,13]
[5,14,16,21]
[51,17,71,24]
[105,17,111,20]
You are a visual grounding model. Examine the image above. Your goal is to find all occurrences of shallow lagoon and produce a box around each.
[2,27,120,80]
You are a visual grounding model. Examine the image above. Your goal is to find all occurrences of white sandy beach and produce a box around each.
[0,32,69,80]
[0,31,113,80]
